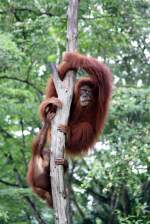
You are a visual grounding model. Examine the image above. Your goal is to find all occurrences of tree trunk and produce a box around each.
[50,1,79,223]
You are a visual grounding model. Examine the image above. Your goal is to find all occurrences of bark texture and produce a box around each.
[50,1,79,223]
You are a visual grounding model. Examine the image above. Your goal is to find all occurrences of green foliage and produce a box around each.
[0,0,149,223]
[0,209,9,224]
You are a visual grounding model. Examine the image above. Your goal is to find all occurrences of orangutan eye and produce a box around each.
[80,89,85,94]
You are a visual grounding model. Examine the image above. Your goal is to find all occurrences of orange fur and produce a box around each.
[27,52,112,207]
[27,115,67,207]
[27,120,53,207]
[40,52,112,155]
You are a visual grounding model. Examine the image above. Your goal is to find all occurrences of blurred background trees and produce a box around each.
[0,0,149,223]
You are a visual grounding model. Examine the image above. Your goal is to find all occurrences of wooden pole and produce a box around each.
[50,1,79,223]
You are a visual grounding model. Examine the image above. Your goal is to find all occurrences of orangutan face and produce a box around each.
[79,85,93,107]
